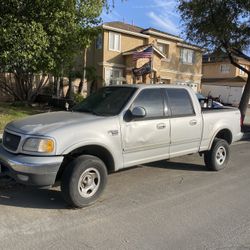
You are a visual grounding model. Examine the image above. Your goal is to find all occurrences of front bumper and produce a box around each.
[0,144,64,187]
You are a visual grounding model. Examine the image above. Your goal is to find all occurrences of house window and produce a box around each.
[96,33,103,49]
[157,43,169,58]
[109,32,121,51]
[180,48,195,64]
[220,64,230,73]
[105,68,123,86]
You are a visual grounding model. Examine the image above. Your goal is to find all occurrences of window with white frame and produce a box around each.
[180,48,195,64]
[105,68,123,86]
[220,64,230,73]
[157,43,169,58]
[109,32,121,51]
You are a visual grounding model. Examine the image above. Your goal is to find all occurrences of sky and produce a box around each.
[101,0,182,37]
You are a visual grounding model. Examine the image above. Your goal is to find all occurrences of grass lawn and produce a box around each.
[0,102,48,133]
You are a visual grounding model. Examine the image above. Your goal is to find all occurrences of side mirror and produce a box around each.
[131,106,146,118]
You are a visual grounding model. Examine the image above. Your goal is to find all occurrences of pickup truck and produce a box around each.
[0,85,242,207]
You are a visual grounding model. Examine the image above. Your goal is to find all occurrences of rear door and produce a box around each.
[165,88,202,157]
[121,88,171,167]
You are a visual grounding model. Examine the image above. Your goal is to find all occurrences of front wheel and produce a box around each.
[61,155,107,208]
[204,138,230,171]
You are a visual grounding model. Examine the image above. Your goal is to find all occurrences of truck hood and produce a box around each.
[6,111,105,135]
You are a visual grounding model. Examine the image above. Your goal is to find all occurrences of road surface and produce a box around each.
[0,139,250,250]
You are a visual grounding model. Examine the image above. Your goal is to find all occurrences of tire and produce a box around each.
[204,138,230,171]
[61,155,107,208]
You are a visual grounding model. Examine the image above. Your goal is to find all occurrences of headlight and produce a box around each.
[22,138,55,153]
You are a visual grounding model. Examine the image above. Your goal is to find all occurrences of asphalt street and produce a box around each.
[0,139,250,250]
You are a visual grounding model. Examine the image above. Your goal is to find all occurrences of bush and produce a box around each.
[74,93,85,103]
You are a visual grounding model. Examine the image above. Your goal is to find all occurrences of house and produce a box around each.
[202,53,250,105]
[85,21,203,93]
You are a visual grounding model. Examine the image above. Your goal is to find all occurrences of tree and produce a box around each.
[178,0,250,121]
[0,0,108,103]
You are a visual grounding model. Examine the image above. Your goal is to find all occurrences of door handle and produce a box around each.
[157,123,166,129]
[189,119,197,126]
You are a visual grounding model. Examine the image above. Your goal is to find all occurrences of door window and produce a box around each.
[131,89,164,119]
[166,89,195,117]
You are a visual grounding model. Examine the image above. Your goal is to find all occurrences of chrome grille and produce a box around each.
[3,131,21,151]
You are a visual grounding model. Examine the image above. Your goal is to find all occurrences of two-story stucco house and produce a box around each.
[202,53,250,105]
[85,21,203,93]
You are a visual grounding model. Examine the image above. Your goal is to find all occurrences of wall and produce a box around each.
[103,30,146,65]
[202,62,237,78]
[85,28,203,92]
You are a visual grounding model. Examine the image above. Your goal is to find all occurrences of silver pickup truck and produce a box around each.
[0,85,242,207]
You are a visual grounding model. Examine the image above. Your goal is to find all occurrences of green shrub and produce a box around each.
[73,93,85,103]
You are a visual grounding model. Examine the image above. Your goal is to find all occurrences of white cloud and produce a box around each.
[134,0,175,9]
[145,0,180,35]
[148,11,179,34]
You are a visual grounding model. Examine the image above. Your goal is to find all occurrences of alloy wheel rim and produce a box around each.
[215,146,227,165]
[78,168,100,198]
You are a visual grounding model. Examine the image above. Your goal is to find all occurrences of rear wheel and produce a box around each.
[204,138,230,171]
[61,155,107,208]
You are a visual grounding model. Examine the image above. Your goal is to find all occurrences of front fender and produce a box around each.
[60,139,123,171]
[62,139,114,155]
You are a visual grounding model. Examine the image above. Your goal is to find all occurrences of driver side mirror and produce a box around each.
[131,106,146,118]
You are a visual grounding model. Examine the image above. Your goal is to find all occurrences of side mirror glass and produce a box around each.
[131,106,146,118]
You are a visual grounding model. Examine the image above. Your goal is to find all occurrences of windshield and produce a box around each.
[72,87,137,116]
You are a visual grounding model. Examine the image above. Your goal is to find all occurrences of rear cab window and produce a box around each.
[165,88,195,117]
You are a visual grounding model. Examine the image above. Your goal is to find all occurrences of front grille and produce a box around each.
[3,131,21,151]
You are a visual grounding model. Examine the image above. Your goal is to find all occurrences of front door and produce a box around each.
[121,88,170,167]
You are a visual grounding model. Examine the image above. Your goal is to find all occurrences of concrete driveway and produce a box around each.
[0,139,250,250]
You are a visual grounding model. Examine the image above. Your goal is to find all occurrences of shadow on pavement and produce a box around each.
[143,160,207,172]
[0,177,67,209]
[242,124,250,133]
[0,159,208,209]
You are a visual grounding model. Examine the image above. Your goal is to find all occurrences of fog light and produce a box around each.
[17,174,29,182]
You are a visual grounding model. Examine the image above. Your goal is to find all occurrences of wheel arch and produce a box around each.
[56,144,115,181]
[209,128,232,149]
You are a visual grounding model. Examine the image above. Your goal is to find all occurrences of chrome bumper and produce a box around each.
[0,144,63,186]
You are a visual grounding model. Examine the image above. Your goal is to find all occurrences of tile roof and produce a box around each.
[103,21,144,34]
[142,27,180,39]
